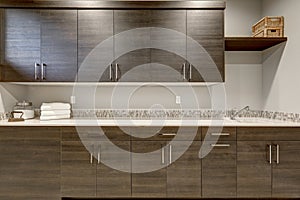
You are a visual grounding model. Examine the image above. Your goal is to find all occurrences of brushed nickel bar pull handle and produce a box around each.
[34,62,40,80]
[189,64,192,81]
[90,152,93,164]
[211,133,230,136]
[109,64,113,81]
[275,144,280,164]
[115,63,118,81]
[211,144,230,147]
[267,144,272,164]
[97,145,101,164]
[169,145,172,164]
[159,133,177,136]
[161,147,165,164]
[41,63,46,80]
[182,63,186,80]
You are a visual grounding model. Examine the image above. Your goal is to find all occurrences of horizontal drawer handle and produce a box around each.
[210,133,230,136]
[211,144,230,147]
[159,133,177,136]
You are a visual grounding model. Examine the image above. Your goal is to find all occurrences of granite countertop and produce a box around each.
[0,117,300,127]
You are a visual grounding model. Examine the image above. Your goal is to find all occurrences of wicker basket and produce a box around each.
[252,16,284,37]
[253,27,284,37]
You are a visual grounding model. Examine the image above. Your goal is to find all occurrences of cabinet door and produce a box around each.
[150,10,187,82]
[132,141,167,197]
[41,10,77,82]
[167,140,201,198]
[202,141,236,198]
[78,10,114,82]
[272,141,300,198]
[187,10,224,82]
[114,10,151,82]
[237,141,272,197]
[4,9,40,81]
[0,127,60,200]
[96,141,131,197]
[61,128,96,197]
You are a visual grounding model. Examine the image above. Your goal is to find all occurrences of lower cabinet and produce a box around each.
[61,127,131,198]
[201,127,237,198]
[237,127,300,198]
[0,127,61,200]
[131,127,202,198]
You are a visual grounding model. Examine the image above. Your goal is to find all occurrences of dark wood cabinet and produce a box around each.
[0,127,61,200]
[132,140,167,197]
[167,140,201,198]
[201,127,237,198]
[237,127,300,198]
[77,10,114,82]
[3,9,77,82]
[40,10,77,82]
[187,10,224,82]
[61,127,131,198]
[61,127,96,198]
[131,127,201,198]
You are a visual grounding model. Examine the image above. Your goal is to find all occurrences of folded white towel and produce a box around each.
[41,110,71,116]
[40,114,71,121]
[41,103,71,111]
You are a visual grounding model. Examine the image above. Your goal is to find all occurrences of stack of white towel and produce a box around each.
[40,102,71,121]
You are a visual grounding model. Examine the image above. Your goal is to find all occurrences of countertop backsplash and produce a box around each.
[40,109,300,123]
[1,109,299,123]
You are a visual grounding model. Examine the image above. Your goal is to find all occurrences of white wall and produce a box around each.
[0,0,265,112]
[262,0,300,113]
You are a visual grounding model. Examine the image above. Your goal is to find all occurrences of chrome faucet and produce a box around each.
[230,106,250,120]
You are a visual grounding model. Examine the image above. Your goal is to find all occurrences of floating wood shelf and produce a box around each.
[225,37,288,51]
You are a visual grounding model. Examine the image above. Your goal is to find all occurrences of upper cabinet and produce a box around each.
[2,9,77,82]
[0,1,225,82]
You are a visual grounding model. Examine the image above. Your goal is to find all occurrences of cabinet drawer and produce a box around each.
[202,127,236,141]
[237,127,300,141]
[131,126,201,141]
[62,126,130,141]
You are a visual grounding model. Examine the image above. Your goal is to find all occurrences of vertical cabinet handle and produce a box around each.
[267,144,272,164]
[182,63,186,80]
[115,63,119,81]
[34,62,40,80]
[169,145,172,164]
[275,144,280,164]
[90,152,93,164]
[161,147,165,164]
[41,63,46,80]
[109,64,113,81]
[189,64,192,81]
[97,145,101,164]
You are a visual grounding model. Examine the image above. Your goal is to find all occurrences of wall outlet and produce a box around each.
[70,96,76,104]
[176,96,181,104]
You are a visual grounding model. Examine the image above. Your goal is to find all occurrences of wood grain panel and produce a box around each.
[61,139,96,197]
[4,9,40,81]
[202,141,236,198]
[96,141,131,197]
[0,1,226,9]
[167,141,201,198]
[114,10,151,82]
[77,10,114,82]
[202,127,236,141]
[237,141,272,198]
[237,127,300,141]
[187,10,224,82]
[150,10,187,82]
[132,141,167,197]
[41,9,77,82]
[272,141,300,198]
[130,126,201,142]
[0,127,60,200]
